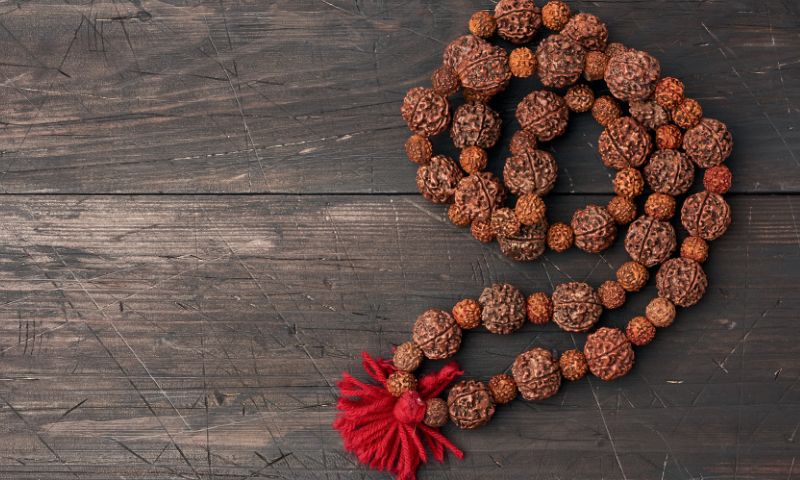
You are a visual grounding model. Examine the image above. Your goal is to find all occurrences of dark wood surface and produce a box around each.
[0,1,798,479]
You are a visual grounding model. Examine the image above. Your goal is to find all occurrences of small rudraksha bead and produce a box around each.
[644,193,676,221]
[416,155,463,204]
[516,90,569,141]
[704,165,733,194]
[459,146,488,175]
[503,150,558,197]
[680,236,709,264]
[456,42,512,99]
[452,298,482,330]
[672,98,703,129]
[655,77,685,110]
[401,87,450,137]
[512,347,562,400]
[616,260,649,292]
[644,149,695,196]
[604,49,660,102]
[498,222,548,261]
[451,102,502,149]
[404,134,433,165]
[480,283,527,335]
[584,327,635,381]
[562,12,608,51]
[471,219,495,243]
[571,204,617,253]
[509,47,537,77]
[542,0,570,31]
[447,380,495,429]
[423,398,449,427]
[509,130,538,155]
[386,371,417,397]
[630,99,670,131]
[515,193,547,225]
[494,0,543,44]
[393,341,423,372]
[526,292,552,325]
[646,297,676,328]
[656,258,708,307]
[681,191,732,241]
[626,316,656,347]
[488,374,518,404]
[613,167,645,199]
[598,116,652,169]
[565,84,595,113]
[448,203,471,227]
[583,50,609,82]
[469,10,497,39]
[547,222,573,252]
[592,95,622,127]
[607,195,637,225]
[431,65,460,97]
[536,34,586,89]
[683,118,734,168]
[552,281,603,332]
[491,207,522,238]
[412,309,462,359]
[656,124,683,150]
[559,349,588,381]
[455,172,506,222]
[597,280,626,309]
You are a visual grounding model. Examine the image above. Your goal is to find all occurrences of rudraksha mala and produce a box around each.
[335,1,734,479]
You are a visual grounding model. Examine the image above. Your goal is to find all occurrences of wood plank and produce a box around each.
[0,194,797,479]
[0,0,796,194]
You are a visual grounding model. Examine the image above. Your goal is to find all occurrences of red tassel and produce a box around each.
[333,352,464,480]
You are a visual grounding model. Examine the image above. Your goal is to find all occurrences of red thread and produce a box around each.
[333,352,464,480]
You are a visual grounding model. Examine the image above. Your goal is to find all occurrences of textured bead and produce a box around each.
[559,349,588,381]
[447,380,495,429]
[401,87,450,137]
[542,1,570,31]
[683,118,733,168]
[516,90,569,141]
[655,77,685,110]
[672,98,703,129]
[616,260,649,292]
[424,398,449,427]
[451,102,502,149]
[704,165,733,194]
[584,327,635,381]
[503,150,558,196]
[571,204,617,253]
[547,222,574,252]
[459,146,488,175]
[404,134,433,165]
[455,172,506,222]
[605,42,631,58]
[613,168,645,198]
[624,215,677,267]
[536,34,586,88]
[630,100,670,131]
[479,283,527,335]
[471,219,495,243]
[512,347,562,400]
[509,47,537,77]
[646,297,676,328]
[416,155,463,204]
[491,207,522,238]
[494,0,543,44]
[456,42,512,99]
[644,193,676,221]
[644,149,695,195]
[656,258,708,307]
[626,316,656,346]
[498,222,548,261]
[562,13,608,51]
[565,84,595,113]
[583,50,609,82]
[681,191,732,241]
[526,292,553,325]
[488,374,518,404]
[431,65,460,97]
[598,280,626,309]
[605,49,661,102]
[592,95,622,127]
[452,298,482,330]
[386,371,417,397]
[393,342,423,372]
[448,203,471,227]
[509,130,539,155]
[515,193,547,225]
[656,124,683,150]
[552,282,602,332]
[607,195,637,225]
[469,10,497,38]
[598,117,652,169]
[443,35,487,71]
[412,309,462,360]
[681,236,709,264]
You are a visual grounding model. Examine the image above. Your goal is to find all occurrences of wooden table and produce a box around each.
[0,1,798,479]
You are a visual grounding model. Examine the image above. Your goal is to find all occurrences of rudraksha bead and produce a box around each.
[443,35,487,71]
[491,207,521,238]
[584,327,635,381]
[516,90,570,141]
[644,149,695,196]
[393,342,423,372]
[386,371,417,397]
[704,165,733,194]
[451,102,502,149]
[592,95,622,127]
[630,99,670,131]
[547,222,574,252]
[469,10,497,39]
[431,65,460,97]
[404,134,433,165]
[511,347,562,400]
[571,204,617,253]
[597,280,626,309]
[624,215,677,267]
[672,98,703,129]
[515,193,547,226]
[681,191,732,241]
[604,49,661,102]
[503,150,558,196]
[424,398,449,427]
[498,222,548,261]
[509,129,538,155]
[416,155,463,204]
[452,298,482,330]
[509,47,537,77]
[455,172,506,222]
[565,84,595,113]
[598,116,652,169]
[412,309,462,360]
[526,292,553,325]
[456,43,511,99]
[448,380,495,429]
[536,34,586,89]
[605,42,631,58]
[607,195,637,225]
[683,118,733,168]
[562,12,608,51]
[656,124,683,150]
[644,193,676,221]
[471,219,495,243]
[656,257,708,307]
[552,281,603,333]
[681,236,709,264]
[616,260,649,292]
[559,349,588,381]
[448,203,471,227]
[494,0,543,44]
[654,77,685,110]
[626,316,656,346]
[479,283,527,335]
[459,146,488,174]
[646,297,676,328]
[488,374,518,404]
[542,0,570,31]
[583,50,609,82]
[613,167,645,199]
[401,87,450,137]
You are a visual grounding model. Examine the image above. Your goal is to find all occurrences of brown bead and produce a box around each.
[536,34,586,89]
[630,100,670,131]
[541,1,570,31]
[656,257,708,307]
[512,347,561,400]
[448,203,471,227]
[460,146,488,175]
[646,297,676,328]
[644,149,695,196]
[522,292,550,326]
[565,84,595,113]
[704,165,733,194]
[597,280,626,309]
[583,50,609,82]
[626,316,656,347]
[681,236,709,264]
[605,42,631,58]
[552,282,602,333]
[494,0,543,44]
[559,349,588,381]
[423,398,449,427]
[516,90,569,141]
[498,222,548,261]
[625,214,677,267]
[598,116,653,170]
[463,88,493,104]
[509,130,538,155]
[604,49,661,102]
[616,260,649,292]
[547,222,573,252]
[515,193,547,225]
[469,10,497,38]
[655,77,685,110]
[386,371,417,397]
[401,87,450,137]
[504,150,558,197]
[412,309,462,360]
[607,195,637,225]
[683,118,733,168]
[451,102,502,149]
[455,172,506,222]
[393,342,423,372]
[404,134,433,165]
[416,155,463,204]
[447,380,495,429]
[488,374,518,404]
[471,219,495,243]
[672,98,703,129]
[491,207,522,238]
[613,167,645,198]
[645,193,676,221]
[443,35,487,71]
[571,204,617,253]
[562,12,608,51]
[656,124,683,150]
[456,42,512,99]
[452,298,482,330]
[592,95,622,127]
[431,65,459,97]
[681,191,732,241]
[479,283,527,335]
[584,327,635,381]
[509,47,537,77]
